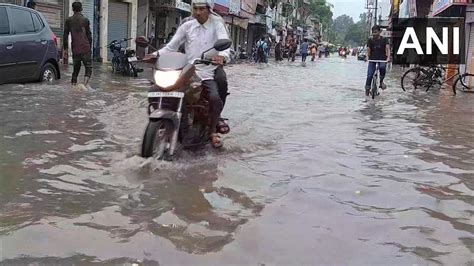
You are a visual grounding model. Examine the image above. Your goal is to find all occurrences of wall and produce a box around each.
[137,0,148,36]
[100,0,138,62]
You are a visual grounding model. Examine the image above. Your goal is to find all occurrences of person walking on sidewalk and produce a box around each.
[63,2,92,86]
[300,38,309,62]
[275,40,283,61]
[310,43,317,61]
[364,25,391,95]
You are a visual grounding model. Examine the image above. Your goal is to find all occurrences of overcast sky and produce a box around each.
[327,0,391,22]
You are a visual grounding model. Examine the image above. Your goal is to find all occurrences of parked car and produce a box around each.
[357,48,367,61]
[0,3,61,85]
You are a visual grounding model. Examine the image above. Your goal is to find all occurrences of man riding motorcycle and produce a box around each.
[153,0,231,148]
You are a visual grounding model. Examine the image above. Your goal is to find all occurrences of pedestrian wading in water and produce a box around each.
[63,1,93,87]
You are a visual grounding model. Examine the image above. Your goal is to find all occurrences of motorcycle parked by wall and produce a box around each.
[238,45,248,59]
[135,37,232,160]
[107,38,143,77]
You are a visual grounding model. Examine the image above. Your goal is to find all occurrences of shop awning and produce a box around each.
[224,15,249,29]
[431,0,470,17]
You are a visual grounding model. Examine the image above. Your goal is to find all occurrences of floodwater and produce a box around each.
[0,56,473,265]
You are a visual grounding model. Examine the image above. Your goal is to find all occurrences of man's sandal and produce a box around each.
[210,133,223,149]
[216,119,230,134]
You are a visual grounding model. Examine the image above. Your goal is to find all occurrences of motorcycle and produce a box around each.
[251,46,257,62]
[107,38,143,77]
[339,50,347,58]
[135,37,232,159]
[238,45,248,59]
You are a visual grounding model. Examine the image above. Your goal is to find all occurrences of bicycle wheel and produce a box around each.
[453,74,474,95]
[401,67,427,91]
[371,73,378,99]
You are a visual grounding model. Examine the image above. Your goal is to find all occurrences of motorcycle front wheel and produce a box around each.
[111,58,119,73]
[141,119,174,159]
[129,64,138,77]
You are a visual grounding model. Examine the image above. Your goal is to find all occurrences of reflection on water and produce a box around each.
[0,59,472,264]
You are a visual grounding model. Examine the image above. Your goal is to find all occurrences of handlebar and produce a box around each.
[367,60,389,63]
[106,38,133,47]
[138,56,226,66]
[193,59,226,66]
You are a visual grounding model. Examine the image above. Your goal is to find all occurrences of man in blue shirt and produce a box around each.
[256,37,268,63]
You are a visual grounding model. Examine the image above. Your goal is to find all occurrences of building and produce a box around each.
[149,0,191,49]
[215,0,249,51]
[430,0,474,84]
[61,0,138,62]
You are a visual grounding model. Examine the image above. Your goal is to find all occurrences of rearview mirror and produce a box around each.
[213,39,232,51]
[135,36,150,48]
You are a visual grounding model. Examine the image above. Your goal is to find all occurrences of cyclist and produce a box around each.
[365,25,391,95]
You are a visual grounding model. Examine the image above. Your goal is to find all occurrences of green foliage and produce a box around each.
[330,13,369,46]
[307,0,333,28]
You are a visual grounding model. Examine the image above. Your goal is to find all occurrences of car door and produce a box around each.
[0,6,16,84]
[9,7,48,81]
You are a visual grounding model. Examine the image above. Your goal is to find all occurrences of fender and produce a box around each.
[149,109,181,128]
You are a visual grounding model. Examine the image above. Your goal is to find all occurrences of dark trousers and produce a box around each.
[180,69,227,141]
[214,66,228,107]
[275,48,283,61]
[202,79,223,133]
[301,52,308,62]
[72,52,92,84]
[365,62,387,87]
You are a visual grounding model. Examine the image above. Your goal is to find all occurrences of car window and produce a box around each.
[32,13,44,32]
[10,8,35,34]
[0,7,9,35]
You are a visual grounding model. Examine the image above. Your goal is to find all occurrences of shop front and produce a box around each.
[29,0,65,48]
[464,5,474,85]
[431,0,473,84]
[151,0,191,49]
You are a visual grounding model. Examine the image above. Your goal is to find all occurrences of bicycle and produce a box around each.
[452,22,474,95]
[401,65,459,93]
[452,72,474,94]
[368,60,389,99]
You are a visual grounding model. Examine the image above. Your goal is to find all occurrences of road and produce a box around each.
[1,56,473,265]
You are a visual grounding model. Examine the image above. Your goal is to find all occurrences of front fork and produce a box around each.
[149,95,184,156]
[169,112,181,156]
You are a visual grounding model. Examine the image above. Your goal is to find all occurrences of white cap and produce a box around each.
[192,0,214,9]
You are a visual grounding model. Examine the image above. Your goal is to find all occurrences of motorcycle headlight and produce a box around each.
[154,70,181,88]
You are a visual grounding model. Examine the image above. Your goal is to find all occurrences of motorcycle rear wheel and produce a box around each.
[130,65,138,77]
[111,59,119,73]
[141,120,174,159]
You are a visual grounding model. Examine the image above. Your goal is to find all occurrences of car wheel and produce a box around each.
[40,63,57,82]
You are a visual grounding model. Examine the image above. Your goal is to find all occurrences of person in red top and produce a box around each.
[63,2,92,86]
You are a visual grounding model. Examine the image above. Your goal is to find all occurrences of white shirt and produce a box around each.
[157,15,231,81]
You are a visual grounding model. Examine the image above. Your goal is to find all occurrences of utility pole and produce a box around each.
[374,0,378,26]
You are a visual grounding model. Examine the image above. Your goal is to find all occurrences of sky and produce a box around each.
[327,0,391,22]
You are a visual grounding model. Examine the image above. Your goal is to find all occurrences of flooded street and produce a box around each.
[1,57,473,265]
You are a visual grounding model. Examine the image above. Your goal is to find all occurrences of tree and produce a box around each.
[344,24,364,46]
[329,13,370,46]
[331,15,354,44]
[345,13,371,46]
[304,0,333,40]
[332,15,354,36]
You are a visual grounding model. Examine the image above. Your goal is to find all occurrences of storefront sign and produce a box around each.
[229,0,241,15]
[381,29,392,38]
[392,0,399,14]
[432,0,451,16]
[176,0,191,12]
[215,0,230,8]
[408,0,417,17]
[241,0,257,15]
